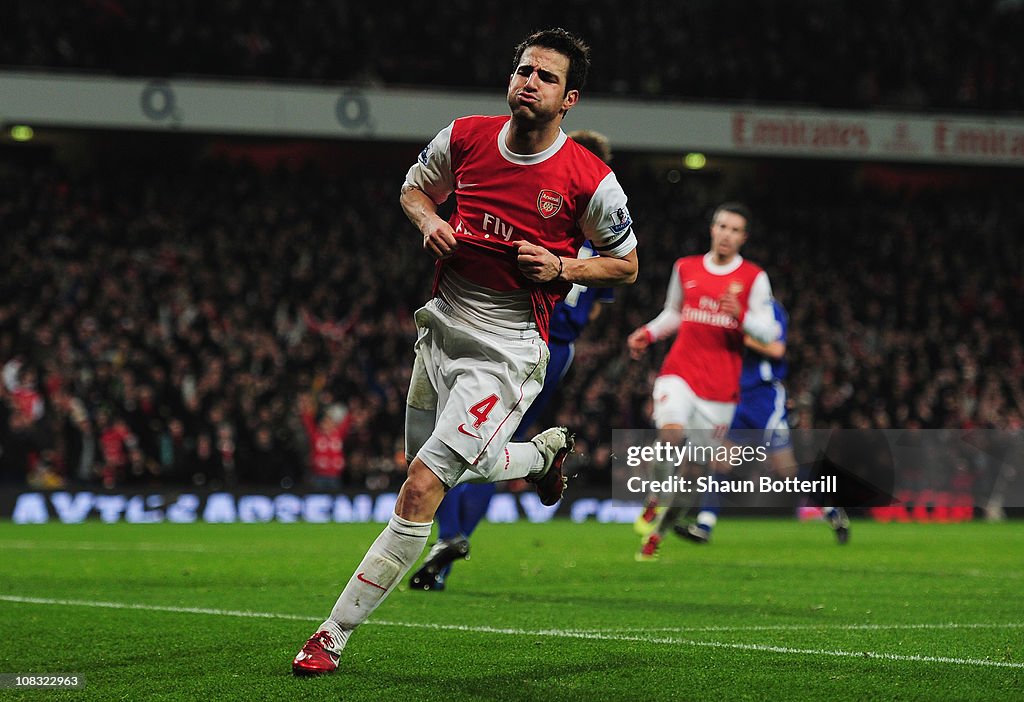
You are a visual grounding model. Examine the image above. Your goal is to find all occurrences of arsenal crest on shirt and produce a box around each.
[537,189,563,219]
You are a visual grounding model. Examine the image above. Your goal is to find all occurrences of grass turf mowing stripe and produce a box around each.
[606,622,1024,632]
[3,594,1021,670]
[0,539,214,552]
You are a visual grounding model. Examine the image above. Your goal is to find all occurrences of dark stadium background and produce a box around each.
[2,0,1023,523]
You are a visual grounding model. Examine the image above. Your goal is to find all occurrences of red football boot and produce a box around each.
[526,427,575,506]
[292,630,341,676]
[635,532,663,561]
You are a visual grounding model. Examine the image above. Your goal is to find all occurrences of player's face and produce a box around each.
[507,46,578,124]
[710,211,748,260]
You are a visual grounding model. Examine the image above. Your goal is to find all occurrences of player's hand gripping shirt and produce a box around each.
[643,253,780,403]
[405,115,636,340]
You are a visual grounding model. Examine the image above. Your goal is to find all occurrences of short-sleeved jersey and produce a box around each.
[405,115,636,340]
[549,242,614,344]
[739,300,789,392]
[659,255,767,403]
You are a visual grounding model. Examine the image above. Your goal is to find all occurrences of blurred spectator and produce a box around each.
[298,394,352,491]
[1,150,1022,501]
[94,408,138,489]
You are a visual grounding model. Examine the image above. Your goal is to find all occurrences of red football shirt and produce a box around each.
[655,255,768,403]
[406,115,636,340]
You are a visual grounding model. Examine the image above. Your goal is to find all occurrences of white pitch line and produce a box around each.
[0,595,315,621]
[1,595,1021,670]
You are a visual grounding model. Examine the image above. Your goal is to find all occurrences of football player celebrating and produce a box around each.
[408,130,617,592]
[293,30,638,675]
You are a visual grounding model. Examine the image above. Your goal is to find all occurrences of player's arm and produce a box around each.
[627,263,683,359]
[720,271,780,344]
[562,248,637,285]
[514,243,636,285]
[744,334,785,359]
[401,185,457,260]
[741,273,782,343]
[401,123,457,260]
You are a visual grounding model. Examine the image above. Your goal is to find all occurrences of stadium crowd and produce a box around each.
[4,0,1024,113]
[1,150,1022,497]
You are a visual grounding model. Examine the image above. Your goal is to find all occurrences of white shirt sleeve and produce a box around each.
[644,264,683,341]
[578,172,637,259]
[742,271,782,343]
[403,122,455,205]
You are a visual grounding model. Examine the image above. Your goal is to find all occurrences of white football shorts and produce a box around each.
[651,374,736,451]
[407,298,548,487]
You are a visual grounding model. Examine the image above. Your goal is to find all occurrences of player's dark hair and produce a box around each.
[512,28,590,95]
[713,202,754,235]
[568,129,612,164]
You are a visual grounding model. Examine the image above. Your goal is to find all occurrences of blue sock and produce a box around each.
[436,484,467,541]
[695,472,725,533]
[459,482,497,538]
[435,483,496,584]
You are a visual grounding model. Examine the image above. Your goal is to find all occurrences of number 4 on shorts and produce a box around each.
[468,394,499,429]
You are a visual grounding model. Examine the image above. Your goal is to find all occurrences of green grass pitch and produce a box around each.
[1,518,1022,701]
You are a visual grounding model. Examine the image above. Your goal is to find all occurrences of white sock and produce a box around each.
[505,442,544,478]
[453,442,542,486]
[696,510,718,529]
[652,459,682,511]
[654,459,676,481]
[319,513,432,651]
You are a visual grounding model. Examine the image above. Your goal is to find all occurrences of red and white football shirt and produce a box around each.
[405,115,636,340]
[645,253,779,403]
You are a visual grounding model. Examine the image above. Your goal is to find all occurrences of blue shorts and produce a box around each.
[727,382,791,452]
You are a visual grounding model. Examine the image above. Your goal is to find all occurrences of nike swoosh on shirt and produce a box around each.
[457,180,480,189]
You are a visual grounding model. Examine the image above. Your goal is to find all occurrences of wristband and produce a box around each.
[555,256,564,281]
